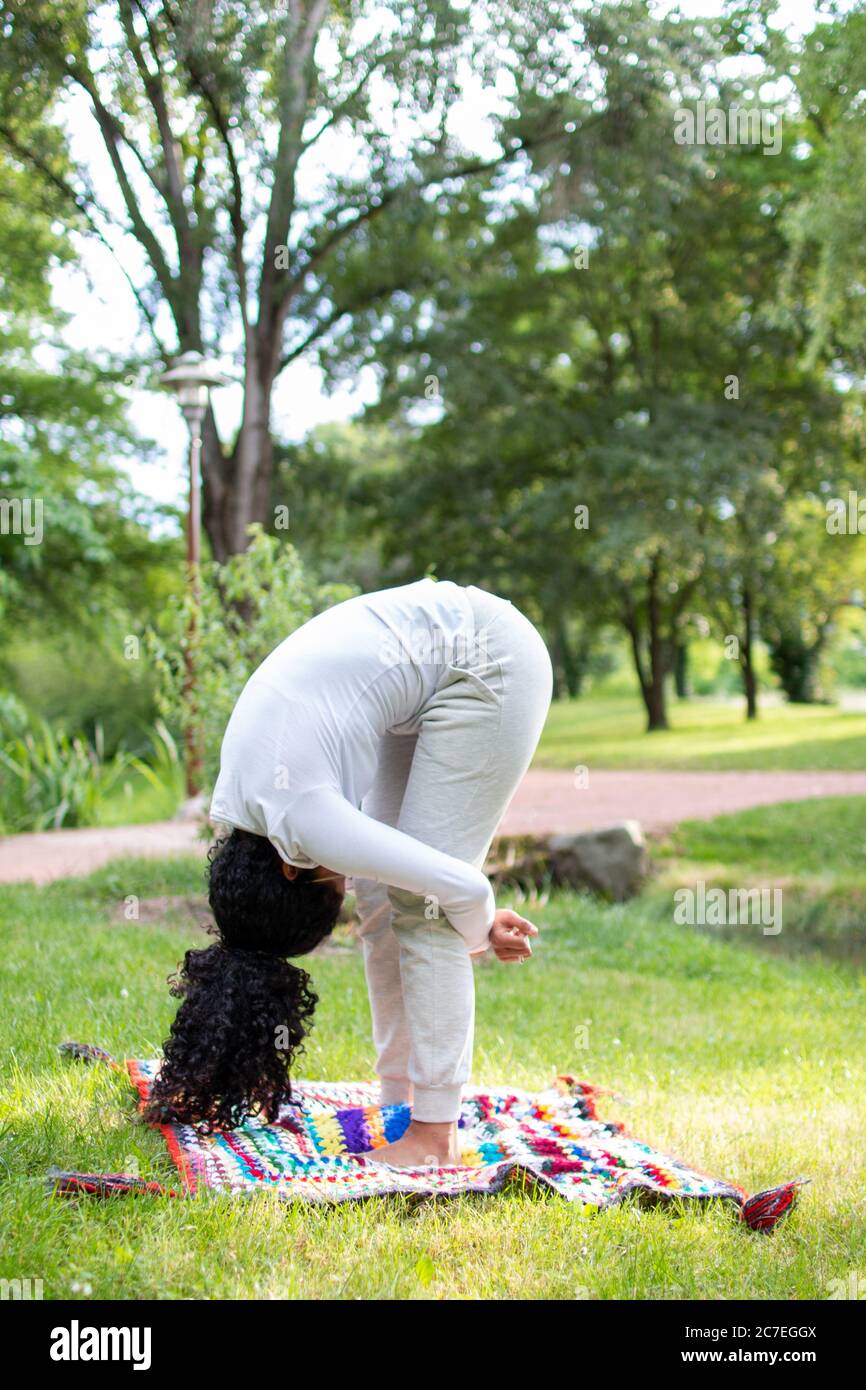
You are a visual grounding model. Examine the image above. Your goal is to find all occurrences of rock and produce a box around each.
[486,822,649,901]
[545,821,648,901]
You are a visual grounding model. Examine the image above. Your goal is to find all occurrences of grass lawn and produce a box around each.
[537,694,866,771]
[655,798,866,957]
[1,799,864,1301]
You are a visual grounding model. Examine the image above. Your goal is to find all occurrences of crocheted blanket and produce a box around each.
[50,1044,805,1231]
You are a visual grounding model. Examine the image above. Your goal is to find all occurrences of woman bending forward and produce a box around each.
[147,578,553,1168]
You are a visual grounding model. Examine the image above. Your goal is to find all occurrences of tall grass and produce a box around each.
[0,695,181,832]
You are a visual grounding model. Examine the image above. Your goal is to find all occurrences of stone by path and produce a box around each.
[1,768,864,886]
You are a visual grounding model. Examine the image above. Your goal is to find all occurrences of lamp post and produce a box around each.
[159,350,231,800]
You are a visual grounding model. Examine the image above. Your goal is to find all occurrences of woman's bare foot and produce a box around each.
[363,1119,462,1168]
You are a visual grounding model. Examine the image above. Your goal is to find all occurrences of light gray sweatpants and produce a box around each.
[353,585,553,1123]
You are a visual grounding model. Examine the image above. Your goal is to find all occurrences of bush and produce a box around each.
[147,528,355,796]
[0,692,182,833]
[3,631,160,757]
[0,692,129,831]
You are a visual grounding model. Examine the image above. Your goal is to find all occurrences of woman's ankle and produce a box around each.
[406,1118,459,1161]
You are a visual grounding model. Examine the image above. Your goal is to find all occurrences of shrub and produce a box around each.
[0,692,132,832]
[146,528,354,796]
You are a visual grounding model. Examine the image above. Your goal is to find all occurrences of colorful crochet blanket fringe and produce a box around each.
[50,1043,805,1231]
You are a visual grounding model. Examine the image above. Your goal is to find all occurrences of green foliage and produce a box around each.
[0,0,591,559]
[129,720,182,801]
[271,421,399,593]
[758,497,866,702]
[0,137,179,656]
[0,688,181,832]
[828,608,866,690]
[147,528,355,795]
[0,0,863,757]
[769,4,866,372]
[0,692,131,831]
[2,631,161,757]
[332,2,859,724]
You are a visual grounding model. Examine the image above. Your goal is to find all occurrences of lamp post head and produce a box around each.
[159,350,232,424]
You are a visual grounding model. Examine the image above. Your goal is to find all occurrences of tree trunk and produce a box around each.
[645,667,668,731]
[550,616,585,699]
[201,361,275,560]
[673,641,689,699]
[624,593,669,733]
[743,660,758,719]
[201,411,230,563]
[645,560,669,731]
[741,584,758,720]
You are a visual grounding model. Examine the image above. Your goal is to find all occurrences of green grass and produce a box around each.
[654,797,866,957]
[2,799,865,1300]
[537,694,866,771]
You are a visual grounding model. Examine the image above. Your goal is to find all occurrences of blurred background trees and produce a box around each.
[1,0,865,825]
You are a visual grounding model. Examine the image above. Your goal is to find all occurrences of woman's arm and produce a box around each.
[279,786,495,953]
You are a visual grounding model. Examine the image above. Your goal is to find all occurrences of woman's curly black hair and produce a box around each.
[145,829,343,1132]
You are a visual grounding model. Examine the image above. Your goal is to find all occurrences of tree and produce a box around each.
[702,452,782,720]
[764,0,866,375]
[1,0,573,560]
[0,120,185,752]
[335,2,849,728]
[760,496,866,703]
[0,136,176,652]
[271,420,402,593]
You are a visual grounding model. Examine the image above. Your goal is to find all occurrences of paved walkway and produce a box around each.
[501,768,866,836]
[1,768,864,886]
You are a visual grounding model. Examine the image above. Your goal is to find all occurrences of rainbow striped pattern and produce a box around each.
[123,1060,751,1209]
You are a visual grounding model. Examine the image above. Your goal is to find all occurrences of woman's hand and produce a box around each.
[489,909,539,963]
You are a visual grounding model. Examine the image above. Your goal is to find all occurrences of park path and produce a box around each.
[1,768,865,887]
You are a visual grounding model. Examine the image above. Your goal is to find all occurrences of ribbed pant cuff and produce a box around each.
[411,1084,464,1123]
[378,1077,413,1106]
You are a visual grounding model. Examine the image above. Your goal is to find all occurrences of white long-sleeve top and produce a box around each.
[209,578,496,952]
